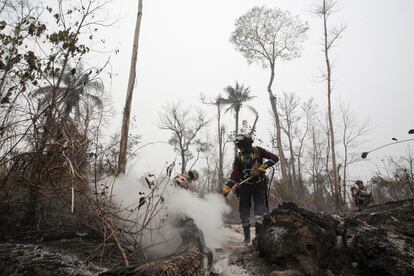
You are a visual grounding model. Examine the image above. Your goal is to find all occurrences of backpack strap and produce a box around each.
[252,146,261,162]
[238,147,262,164]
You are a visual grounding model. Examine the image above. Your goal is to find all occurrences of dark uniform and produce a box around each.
[351,180,372,210]
[223,134,279,243]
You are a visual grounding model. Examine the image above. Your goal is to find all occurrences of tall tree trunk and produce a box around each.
[311,127,317,199]
[327,93,340,206]
[117,0,143,175]
[286,121,297,191]
[325,127,335,199]
[234,108,240,157]
[181,149,186,174]
[323,3,341,208]
[297,158,304,197]
[343,144,348,205]
[217,104,224,191]
[267,68,288,183]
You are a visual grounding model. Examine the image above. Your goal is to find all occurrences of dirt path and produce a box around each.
[211,224,271,276]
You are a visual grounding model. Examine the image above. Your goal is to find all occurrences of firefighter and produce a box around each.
[350,180,372,210]
[174,169,199,191]
[223,134,279,243]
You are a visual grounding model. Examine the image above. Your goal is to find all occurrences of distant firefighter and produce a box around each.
[351,180,372,210]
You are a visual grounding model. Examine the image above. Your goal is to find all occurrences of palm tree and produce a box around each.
[60,65,103,119]
[221,82,255,156]
[34,63,103,130]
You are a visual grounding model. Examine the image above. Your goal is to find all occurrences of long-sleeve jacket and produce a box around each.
[351,186,371,197]
[226,146,279,189]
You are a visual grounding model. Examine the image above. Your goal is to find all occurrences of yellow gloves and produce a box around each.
[223,185,231,196]
[252,164,267,176]
[257,164,268,174]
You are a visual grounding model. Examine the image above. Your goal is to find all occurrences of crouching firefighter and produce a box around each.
[351,180,372,210]
[223,134,279,243]
[174,169,199,192]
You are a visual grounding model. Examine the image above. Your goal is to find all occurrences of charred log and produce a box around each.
[258,200,414,275]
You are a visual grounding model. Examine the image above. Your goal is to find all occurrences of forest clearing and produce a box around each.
[1,0,413,275]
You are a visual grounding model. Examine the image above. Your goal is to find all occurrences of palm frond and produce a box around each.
[85,93,103,109]
[247,105,258,116]
[222,81,255,111]
[31,86,55,98]
[33,61,105,118]
[85,79,104,92]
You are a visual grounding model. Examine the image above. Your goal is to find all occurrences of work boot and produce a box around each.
[255,221,263,237]
[242,225,250,243]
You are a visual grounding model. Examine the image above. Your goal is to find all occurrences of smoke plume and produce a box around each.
[110,170,232,257]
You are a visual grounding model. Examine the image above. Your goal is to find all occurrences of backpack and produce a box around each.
[238,147,265,182]
[238,146,262,165]
[238,147,263,179]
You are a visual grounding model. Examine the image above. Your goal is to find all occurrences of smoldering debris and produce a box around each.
[109,171,232,258]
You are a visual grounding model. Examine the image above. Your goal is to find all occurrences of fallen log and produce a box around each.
[258,200,414,275]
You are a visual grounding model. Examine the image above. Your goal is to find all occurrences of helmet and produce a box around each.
[234,134,253,149]
[355,180,364,186]
[188,169,199,181]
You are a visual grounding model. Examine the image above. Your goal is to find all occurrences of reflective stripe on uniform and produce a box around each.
[255,215,263,224]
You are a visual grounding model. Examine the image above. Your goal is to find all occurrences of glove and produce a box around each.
[223,185,231,197]
[257,164,268,174]
[252,164,268,176]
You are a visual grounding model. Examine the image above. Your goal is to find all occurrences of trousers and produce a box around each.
[239,181,267,224]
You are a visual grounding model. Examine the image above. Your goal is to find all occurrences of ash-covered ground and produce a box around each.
[212,224,273,276]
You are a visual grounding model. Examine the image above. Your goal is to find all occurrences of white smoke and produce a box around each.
[164,187,233,249]
[109,170,233,257]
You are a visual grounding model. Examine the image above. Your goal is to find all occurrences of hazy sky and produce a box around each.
[95,0,414,182]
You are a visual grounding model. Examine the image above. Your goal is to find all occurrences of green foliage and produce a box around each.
[0,1,94,105]
[230,6,309,67]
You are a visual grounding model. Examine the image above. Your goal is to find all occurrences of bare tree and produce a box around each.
[339,102,370,204]
[201,94,227,191]
[314,0,346,208]
[277,92,300,190]
[295,98,316,192]
[118,0,143,175]
[158,103,208,174]
[277,93,317,201]
[371,148,414,203]
[191,134,217,194]
[292,103,336,210]
[230,6,308,183]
